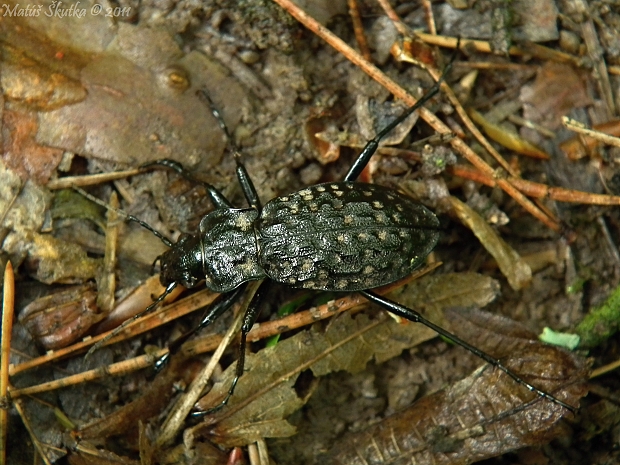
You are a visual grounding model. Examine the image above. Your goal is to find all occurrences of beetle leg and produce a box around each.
[359,289,577,414]
[196,280,273,415]
[344,75,444,182]
[141,158,233,209]
[197,90,263,211]
[344,39,460,182]
[73,185,175,248]
[86,281,178,358]
[234,155,262,211]
[154,282,249,372]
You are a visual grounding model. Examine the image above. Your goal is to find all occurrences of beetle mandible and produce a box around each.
[92,47,576,415]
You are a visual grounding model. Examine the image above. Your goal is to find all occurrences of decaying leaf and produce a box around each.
[197,312,438,447]
[19,284,102,350]
[326,307,590,465]
[442,307,541,357]
[0,6,250,177]
[326,343,588,465]
[193,273,501,446]
[207,377,303,447]
[390,272,500,313]
[356,96,420,146]
[520,62,591,130]
[450,196,532,291]
[51,189,107,230]
[469,108,549,159]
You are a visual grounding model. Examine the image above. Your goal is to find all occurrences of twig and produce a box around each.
[415,32,582,66]
[347,0,372,61]
[421,0,437,36]
[563,116,620,150]
[270,0,561,231]
[46,169,142,190]
[449,164,620,205]
[11,265,438,398]
[0,262,15,465]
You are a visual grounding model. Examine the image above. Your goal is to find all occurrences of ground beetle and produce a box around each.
[90,48,575,415]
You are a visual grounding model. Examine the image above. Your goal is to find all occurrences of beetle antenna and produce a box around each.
[73,186,173,248]
[86,281,178,358]
[196,90,241,156]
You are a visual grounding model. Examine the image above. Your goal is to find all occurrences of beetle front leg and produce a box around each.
[344,77,445,182]
[234,155,262,211]
[154,283,249,372]
[196,90,262,211]
[194,280,272,416]
[141,158,233,209]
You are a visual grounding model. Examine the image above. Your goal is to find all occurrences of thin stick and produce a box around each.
[375,0,407,35]
[97,192,119,312]
[448,164,620,205]
[563,116,620,150]
[10,266,438,398]
[12,401,53,465]
[0,261,15,465]
[10,351,166,398]
[421,0,437,36]
[270,0,561,233]
[10,284,198,377]
[85,282,177,358]
[415,32,581,66]
[347,0,371,61]
[47,169,142,190]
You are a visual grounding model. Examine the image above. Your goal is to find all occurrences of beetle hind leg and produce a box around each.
[359,289,577,414]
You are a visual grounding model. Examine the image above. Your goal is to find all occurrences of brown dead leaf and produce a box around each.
[2,110,64,183]
[450,196,532,290]
[19,283,102,350]
[195,312,438,446]
[1,11,249,174]
[390,272,500,313]
[520,62,591,130]
[191,273,501,447]
[327,343,589,465]
[443,307,541,358]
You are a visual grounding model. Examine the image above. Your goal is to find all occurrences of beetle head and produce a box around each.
[158,234,203,289]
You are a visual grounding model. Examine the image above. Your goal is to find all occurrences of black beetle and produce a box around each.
[90,49,575,414]
[158,181,439,294]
